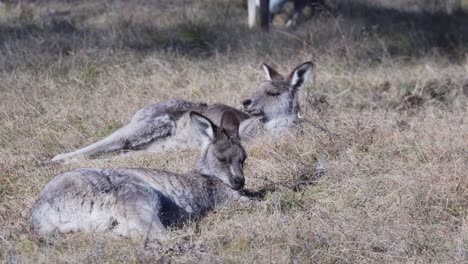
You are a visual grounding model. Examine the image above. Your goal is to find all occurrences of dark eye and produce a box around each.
[217,157,227,163]
[266,91,280,96]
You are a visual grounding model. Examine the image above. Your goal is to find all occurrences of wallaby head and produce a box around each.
[190,111,246,190]
[242,61,314,122]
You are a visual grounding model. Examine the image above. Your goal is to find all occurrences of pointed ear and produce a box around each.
[262,63,284,81]
[190,112,216,144]
[220,111,240,138]
[288,61,314,91]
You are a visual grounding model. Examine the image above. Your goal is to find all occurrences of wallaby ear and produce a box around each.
[262,63,284,81]
[190,112,216,144]
[288,61,314,91]
[220,111,240,138]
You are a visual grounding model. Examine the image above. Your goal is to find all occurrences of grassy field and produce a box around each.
[0,0,467,263]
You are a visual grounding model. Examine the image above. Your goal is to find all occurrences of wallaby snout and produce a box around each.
[243,99,252,108]
[232,176,245,190]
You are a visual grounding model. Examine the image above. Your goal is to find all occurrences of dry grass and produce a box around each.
[1,0,467,263]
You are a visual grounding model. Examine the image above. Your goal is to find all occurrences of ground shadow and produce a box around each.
[328,2,468,61]
[0,15,293,72]
[1,1,468,72]
[243,161,324,200]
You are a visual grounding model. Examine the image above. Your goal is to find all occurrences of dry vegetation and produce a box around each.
[1,0,467,263]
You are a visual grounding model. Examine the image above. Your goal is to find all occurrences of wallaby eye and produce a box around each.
[217,156,228,163]
[266,91,280,96]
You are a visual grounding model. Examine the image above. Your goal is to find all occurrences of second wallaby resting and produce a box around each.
[50,61,314,162]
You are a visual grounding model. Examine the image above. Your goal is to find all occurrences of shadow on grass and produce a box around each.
[330,2,468,60]
[0,16,298,72]
[243,161,324,201]
[1,1,468,72]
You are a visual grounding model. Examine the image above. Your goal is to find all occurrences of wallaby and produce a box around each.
[50,61,313,162]
[248,0,327,28]
[31,112,248,239]
[239,61,313,139]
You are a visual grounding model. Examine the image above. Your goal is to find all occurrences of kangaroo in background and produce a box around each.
[50,61,313,162]
[32,111,248,239]
[248,0,327,28]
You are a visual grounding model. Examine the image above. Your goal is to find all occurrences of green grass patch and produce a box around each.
[178,22,213,50]
[80,63,102,85]
[220,234,253,258]
[447,201,468,219]
[303,185,324,199]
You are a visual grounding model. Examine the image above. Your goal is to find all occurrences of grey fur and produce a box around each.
[32,112,248,239]
[51,99,207,161]
[51,62,313,162]
[240,61,314,139]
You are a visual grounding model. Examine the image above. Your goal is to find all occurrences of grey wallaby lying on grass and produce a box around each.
[32,111,248,239]
[50,61,313,162]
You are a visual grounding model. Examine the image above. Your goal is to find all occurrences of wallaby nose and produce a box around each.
[233,177,245,189]
[242,99,252,109]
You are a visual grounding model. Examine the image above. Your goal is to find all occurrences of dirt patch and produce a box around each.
[307,93,330,113]
[399,94,425,109]
[398,78,464,110]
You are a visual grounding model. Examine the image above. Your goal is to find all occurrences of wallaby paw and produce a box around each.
[50,153,68,162]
